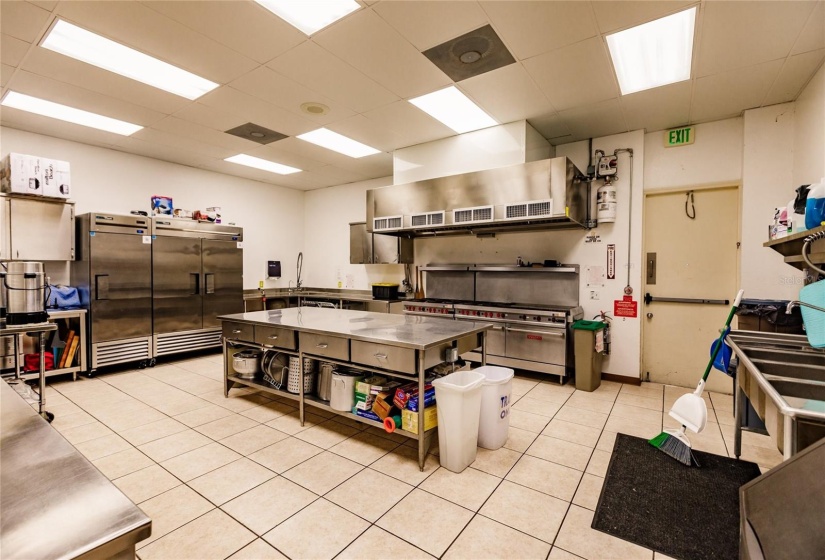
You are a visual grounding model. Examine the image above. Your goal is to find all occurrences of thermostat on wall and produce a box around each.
[267,261,281,279]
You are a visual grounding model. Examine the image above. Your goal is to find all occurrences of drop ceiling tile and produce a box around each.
[1,63,14,87]
[267,41,398,114]
[151,116,259,152]
[21,47,189,115]
[141,1,306,64]
[480,1,597,60]
[313,8,451,98]
[7,70,168,126]
[2,34,31,67]
[460,63,552,124]
[361,100,455,148]
[171,102,248,132]
[245,142,328,172]
[273,136,386,169]
[304,165,372,189]
[792,1,825,55]
[200,158,299,188]
[323,114,402,153]
[0,107,136,147]
[54,1,257,84]
[523,37,618,111]
[131,127,233,160]
[330,150,394,178]
[112,135,215,169]
[763,49,825,106]
[229,66,355,125]
[0,1,51,42]
[197,87,316,137]
[697,1,814,77]
[373,1,488,51]
[27,1,58,12]
[620,81,691,133]
[557,98,628,142]
[691,59,784,123]
[593,1,695,34]
[528,113,572,143]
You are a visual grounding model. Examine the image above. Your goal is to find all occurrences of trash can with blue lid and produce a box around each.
[572,320,606,392]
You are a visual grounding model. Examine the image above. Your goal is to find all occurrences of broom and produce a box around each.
[649,289,744,466]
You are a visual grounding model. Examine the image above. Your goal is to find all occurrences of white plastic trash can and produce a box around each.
[432,369,486,473]
[476,366,514,450]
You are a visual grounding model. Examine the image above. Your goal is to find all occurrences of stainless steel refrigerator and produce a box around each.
[72,213,154,370]
[151,219,243,357]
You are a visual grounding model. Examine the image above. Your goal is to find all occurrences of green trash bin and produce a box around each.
[572,320,606,392]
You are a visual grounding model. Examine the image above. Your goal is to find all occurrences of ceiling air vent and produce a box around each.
[410,211,445,228]
[454,205,494,224]
[373,216,403,231]
[224,122,288,145]
[423,25,516,82]
[505,199,554,220]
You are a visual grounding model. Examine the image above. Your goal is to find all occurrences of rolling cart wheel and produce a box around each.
[149,358,157,367]
[138,360,147,369]
[44,411,54,423]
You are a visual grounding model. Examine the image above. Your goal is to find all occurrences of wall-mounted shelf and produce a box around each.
[764,224,825,270]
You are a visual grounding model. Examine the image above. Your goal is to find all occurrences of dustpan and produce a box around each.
[800,280,825,347]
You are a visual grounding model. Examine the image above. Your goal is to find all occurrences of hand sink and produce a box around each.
[763,377,825,412]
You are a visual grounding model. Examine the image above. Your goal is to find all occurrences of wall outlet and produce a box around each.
[590,290,599,300]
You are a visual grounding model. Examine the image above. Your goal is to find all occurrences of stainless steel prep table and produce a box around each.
[1,321,57,420]
[220,307,492,469]
[0,380,151,559]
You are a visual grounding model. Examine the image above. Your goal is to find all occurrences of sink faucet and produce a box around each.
[787,300,825,314]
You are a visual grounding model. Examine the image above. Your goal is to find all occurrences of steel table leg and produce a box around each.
[38,332,51,422]
[734,378,744,459]
[417,350,426,471]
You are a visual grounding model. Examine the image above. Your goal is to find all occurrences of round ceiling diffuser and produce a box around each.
[301,102,330,116]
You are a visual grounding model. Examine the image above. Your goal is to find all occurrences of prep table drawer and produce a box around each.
[222,321,253,342]
[255,326,296,350]
[300,332,349,361]
[352,340,416,374]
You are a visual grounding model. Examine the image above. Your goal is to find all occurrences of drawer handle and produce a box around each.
[267,335,279,340]
[316,343,329,349]
[374,353,388,360]
[232,329,242,334]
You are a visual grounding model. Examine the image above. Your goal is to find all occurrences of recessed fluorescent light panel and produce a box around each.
[255,0,359,35]
[606,7,697,95]
[225,154,302,175]
[408,86,497,134]
[1,91,143,135]
[41,19,219,100]
[297,128,380,158]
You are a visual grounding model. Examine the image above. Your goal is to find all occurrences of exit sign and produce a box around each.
[665,126,694,147]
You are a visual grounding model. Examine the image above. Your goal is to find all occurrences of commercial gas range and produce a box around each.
[403,265,583,381]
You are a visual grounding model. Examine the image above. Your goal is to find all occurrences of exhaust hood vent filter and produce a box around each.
[374,216,403,231]
[225,122,288,145]
[423,24,516,82]
[410,211,445,228]
[506,199,554,220]
[454,205,494,224]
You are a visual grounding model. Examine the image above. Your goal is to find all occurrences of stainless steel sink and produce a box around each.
[751,359,825,382]
[744,347,825,366]
[764,376,825,409]
[728,331,813,351]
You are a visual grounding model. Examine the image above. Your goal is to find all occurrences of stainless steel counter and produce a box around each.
[0,380,151,559]
[220,308,491,350]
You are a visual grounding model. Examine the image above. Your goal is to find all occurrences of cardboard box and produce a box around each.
[41,158,71,199]
[1,153,43,195]
[371,390,399,420]
[402,406,438,433]
[356,376,387,396]
[206,206,222,224]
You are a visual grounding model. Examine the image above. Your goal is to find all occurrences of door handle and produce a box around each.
[646,312,653,319]
[267,334,279,340]
[94,274,109,300]
[205,273,215,294]
[374,353,388,360]
[190,273,200,295]
[316,343,329,349]
[644,293,729,305]
[506,327,565,338]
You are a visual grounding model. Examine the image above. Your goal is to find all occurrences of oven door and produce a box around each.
[505,324,566,366]
[456,318,505,356]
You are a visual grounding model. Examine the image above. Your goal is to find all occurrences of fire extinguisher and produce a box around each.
[594,311,612,355]
[597,178,617,223]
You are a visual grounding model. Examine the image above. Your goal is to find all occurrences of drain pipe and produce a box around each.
[613,148,634,295]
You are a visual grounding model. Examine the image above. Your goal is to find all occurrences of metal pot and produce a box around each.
[261,350,288,388]
[330,368,364,412]
[232,349,261,378]
[317,362,335,401]
[5,262,49,325]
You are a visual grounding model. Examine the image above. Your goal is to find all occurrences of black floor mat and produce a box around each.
[592,434,762,560]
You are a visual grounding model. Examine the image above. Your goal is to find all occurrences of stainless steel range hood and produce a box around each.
[367,156,588,237]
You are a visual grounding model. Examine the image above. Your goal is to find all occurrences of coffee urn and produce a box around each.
[5,261,49,325]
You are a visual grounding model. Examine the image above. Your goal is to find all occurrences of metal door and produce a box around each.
[89,233,152,343]
[202,239,243,328]
[153,236,202,333]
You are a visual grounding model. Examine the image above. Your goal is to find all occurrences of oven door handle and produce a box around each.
[505,327,565,338]
[490,325,504,331]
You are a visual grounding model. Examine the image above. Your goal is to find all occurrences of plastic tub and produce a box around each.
[432,370,485,473]
[475,366,515,450]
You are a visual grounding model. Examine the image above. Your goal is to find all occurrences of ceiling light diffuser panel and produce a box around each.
[255,0,360,35]
[41,19,219,100]
[225,154,302,175]
[408,86,497,134]
[1,91,143,135]
[297,128,380,158]
[606,7,697,95]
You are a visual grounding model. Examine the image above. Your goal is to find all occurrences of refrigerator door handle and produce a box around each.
[190,273,200,295]
[205,273,215,294]
[95,274,109,300]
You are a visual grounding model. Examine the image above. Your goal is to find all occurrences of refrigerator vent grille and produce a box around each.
[155,330,222,356]
[505,199,553,220]
[373,216,403,231]
[92,338,152,368]
[410,211,445,228]
[454,206,494,224]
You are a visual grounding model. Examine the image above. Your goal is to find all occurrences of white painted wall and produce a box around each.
[742,104,803,299]
[0,127,305,290]
[794,62,825,186]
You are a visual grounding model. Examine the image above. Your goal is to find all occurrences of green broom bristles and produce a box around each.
[649,431,698,467]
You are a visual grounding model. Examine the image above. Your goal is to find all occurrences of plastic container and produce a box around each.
[804,178,825,230]
[476,366,514,450]
[372,283,399,300]
[432,370,486,473]
[572,320,606,392]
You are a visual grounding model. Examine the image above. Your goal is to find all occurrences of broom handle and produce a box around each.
[701,289,744,382]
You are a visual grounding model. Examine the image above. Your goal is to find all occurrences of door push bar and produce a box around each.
[644,293,729,305]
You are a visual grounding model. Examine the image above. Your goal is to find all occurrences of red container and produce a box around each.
[24,353,54,372]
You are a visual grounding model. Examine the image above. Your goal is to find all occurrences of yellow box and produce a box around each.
[402,406,437,433]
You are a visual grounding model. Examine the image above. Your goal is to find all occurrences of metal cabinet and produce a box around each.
[349,222,413,264]
[0,194,74,261]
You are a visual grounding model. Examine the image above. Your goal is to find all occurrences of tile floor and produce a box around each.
[40,352,782,560]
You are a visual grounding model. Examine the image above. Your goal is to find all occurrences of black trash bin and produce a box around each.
[736,299,804,334]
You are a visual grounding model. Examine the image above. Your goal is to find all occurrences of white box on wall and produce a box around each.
[1,153,43,195]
